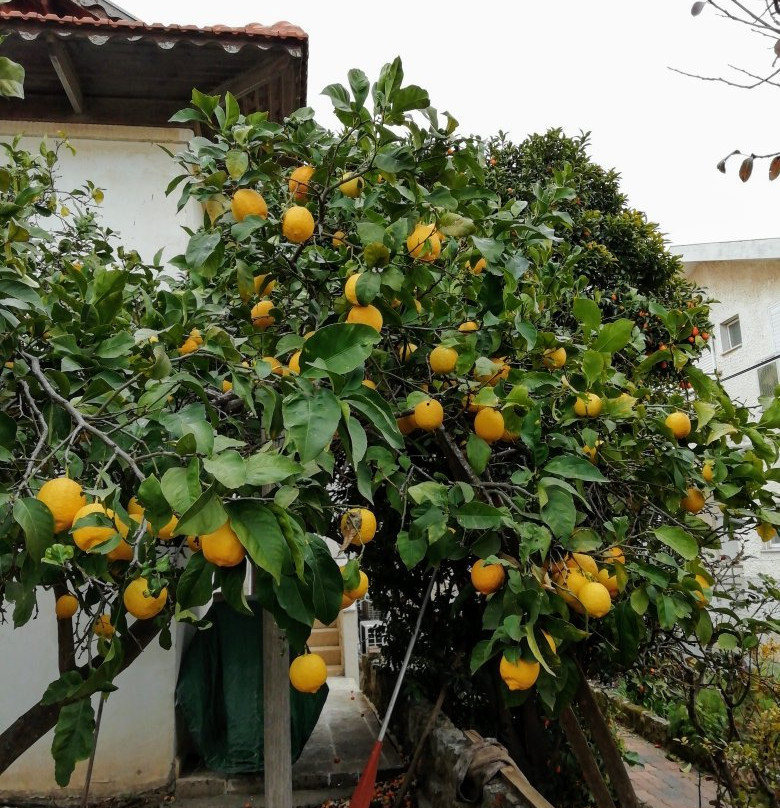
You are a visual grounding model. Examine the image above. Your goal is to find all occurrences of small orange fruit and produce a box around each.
[681,487,705,514]
[346,304,383,332]
[289,653,328,693]
[665,412,692,440]
[288,164,315,202]
[471,559,505,594]
[56,594,78,620]
[429,346,458,374]
[574,393,602,418]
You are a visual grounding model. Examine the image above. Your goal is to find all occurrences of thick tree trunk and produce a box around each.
[0,618,160,774]
[575,673,639,808]
[559,706,616,808]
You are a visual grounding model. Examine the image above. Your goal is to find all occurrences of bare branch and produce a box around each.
[21,352,145,483]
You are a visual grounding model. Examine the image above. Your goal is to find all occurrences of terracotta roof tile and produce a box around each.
[0,9,308,41]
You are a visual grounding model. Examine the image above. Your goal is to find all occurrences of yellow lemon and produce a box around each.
[471,559,505,595]
[429,346,458,374]
[288,164,315,202]
[665,412,692,440]
[289,653,328,693]
[344,570,369,600]
[543,347,566,369]
[339,175,364,198]
[123,577,168,620]
[200,521,246,567]
[574,393,602,418]
[406,223,441,262]
[282,205,315,243]
[474,408,505,444]
[414,398,444,431]
[251,300,276,331]
[37,477,87,533]
[578,581,612,617]
[231,188,268,221]
[340,508,377,546]
[681,487,705,514]
[347,304,383,332]
[499,656,540,691]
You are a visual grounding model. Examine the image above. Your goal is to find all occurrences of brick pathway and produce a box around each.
[620,729,718,808]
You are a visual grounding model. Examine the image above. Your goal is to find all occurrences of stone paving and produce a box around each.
[620,729,718,808]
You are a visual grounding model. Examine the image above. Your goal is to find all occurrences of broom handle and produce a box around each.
[377,567,438,743]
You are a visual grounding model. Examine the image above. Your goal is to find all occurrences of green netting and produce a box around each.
[175,601,328,774]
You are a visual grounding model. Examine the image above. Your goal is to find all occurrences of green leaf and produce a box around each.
[592,319,634,354]
[52,699,95,787]
[656,595,677,630]
[227,501,289,585]
[344,411,368,464]
[95,332,134,359]
[653,526,698,560]
[573,298,601,332]
[540,487,576,540]
[137,475,172,529]
[615,602,641,664]
[176,551,215,609]
[346,388,404,450]
[203,450,246,489]
[0,56,25,99]
[161,463,201,514]
[175,489,227,537]
[299,323,380,376]
[305,534,343,625]
[159,404,214,455]
[630,587,649,616]
[706,421,737,444]
[185,230,221,270]
[581,350,605,386]
[13,497,54,562]
[390,84,430,113]
[245,451,303,485]
[693,400,717,431]
[283,389,342,463]
[526,624,555,676]
[696,609,713,645]
[225,149,249,179]
[397,530,427,569]
[455,501,503,530]
[543,454,606,483]
[348,68,370,109]
[466,433,491,476]
[354,272,382,305]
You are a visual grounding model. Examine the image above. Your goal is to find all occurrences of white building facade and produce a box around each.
[674,238,780,583]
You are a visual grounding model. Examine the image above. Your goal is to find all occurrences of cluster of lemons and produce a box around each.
[37,476,251,638]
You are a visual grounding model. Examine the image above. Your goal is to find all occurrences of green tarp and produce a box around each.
[176,601,328,774]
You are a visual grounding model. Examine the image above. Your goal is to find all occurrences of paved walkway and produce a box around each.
[620,729,718,808]
[175,677,404,806]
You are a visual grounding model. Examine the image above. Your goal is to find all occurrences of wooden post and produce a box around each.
[263,609,292,808]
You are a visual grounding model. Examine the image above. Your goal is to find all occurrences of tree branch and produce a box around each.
[21,352,145,483]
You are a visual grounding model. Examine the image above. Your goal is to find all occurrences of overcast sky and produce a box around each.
[121,0,779,247]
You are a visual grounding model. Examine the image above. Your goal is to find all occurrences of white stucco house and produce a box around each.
[673,238,780,584]
[0,0,347,802]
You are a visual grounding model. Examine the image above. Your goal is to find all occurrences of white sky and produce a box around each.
[121,0,780,247]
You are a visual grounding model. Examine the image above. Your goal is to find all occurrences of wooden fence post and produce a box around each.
[263,609,292,808]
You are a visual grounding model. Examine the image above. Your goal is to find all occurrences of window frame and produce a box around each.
[720,315,742,353]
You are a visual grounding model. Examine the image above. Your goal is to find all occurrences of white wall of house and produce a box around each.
[0,121,199,799]
[675,240,780,584]
[0,121,201,265]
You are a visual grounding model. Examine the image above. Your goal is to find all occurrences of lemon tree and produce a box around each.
[0,59,779,803]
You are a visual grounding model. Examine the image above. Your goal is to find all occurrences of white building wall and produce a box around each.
[0,121,200,798]
[0,121,201,264]
[679,249,780,583]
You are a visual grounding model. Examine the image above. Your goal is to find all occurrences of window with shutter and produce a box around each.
[758,361,779,399]
[696,345,715,376]
[720,316,742,352]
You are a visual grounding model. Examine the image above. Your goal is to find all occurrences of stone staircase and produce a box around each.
[308,618,343,676]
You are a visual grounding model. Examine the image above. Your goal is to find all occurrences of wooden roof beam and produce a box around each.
[47,35,84,115]
[209,52,290,100]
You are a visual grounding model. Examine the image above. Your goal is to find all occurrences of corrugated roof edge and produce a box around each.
[0,10,308,41]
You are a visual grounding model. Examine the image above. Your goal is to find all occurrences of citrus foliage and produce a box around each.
[1,58,780,789]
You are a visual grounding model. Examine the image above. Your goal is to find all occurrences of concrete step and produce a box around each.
[309,626,339,645]
[313,618,338,629]
[310,644,341,665]
[327,664,344,676]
